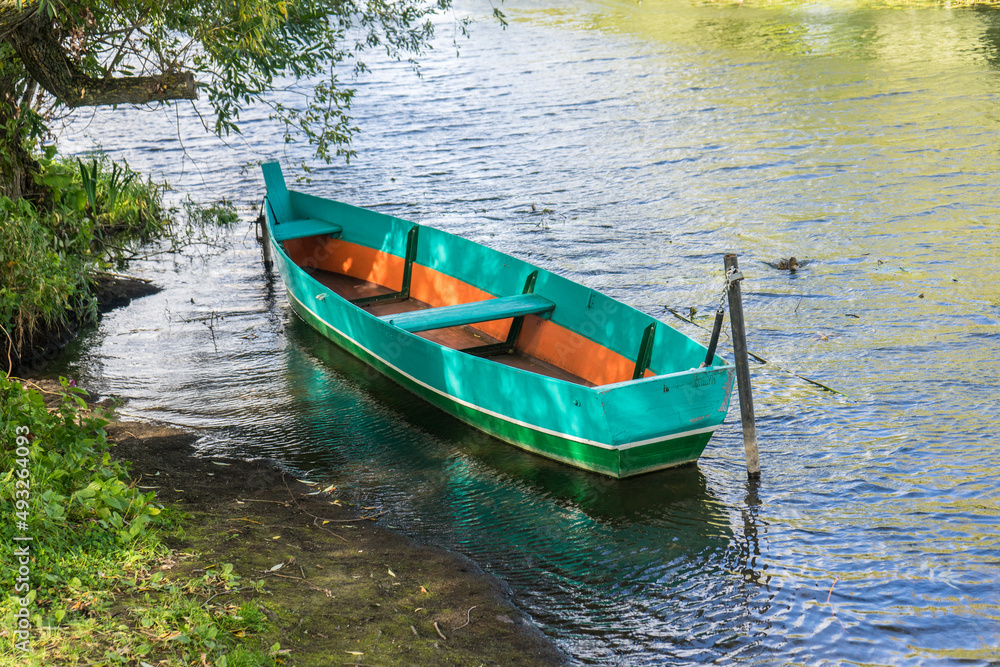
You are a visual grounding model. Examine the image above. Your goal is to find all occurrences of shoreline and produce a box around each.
[103,416,566,665]
[5,274,162,376]
[15,275,566,665]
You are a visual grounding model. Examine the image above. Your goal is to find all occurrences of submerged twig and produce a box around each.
[312,516,349,543]
[267,569,334,597]
[826,578,839,604]
[454,605,477,630]
[793,373,849,397]
[826,577,847,631]
[275,474,359,542]
[318,511,390,523]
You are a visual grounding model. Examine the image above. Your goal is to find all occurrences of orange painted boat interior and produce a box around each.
[283,236,650,387]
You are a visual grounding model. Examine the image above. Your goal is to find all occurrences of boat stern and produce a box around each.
[595,365,736,477]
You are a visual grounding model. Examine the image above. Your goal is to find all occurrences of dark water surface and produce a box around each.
[53,1,999,664]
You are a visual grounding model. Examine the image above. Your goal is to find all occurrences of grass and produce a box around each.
[0,377,280,666]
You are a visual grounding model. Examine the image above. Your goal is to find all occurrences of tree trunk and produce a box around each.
[8,11,198,109]
[0,44,43,201]
[0,153,38,203]
[0,76,40,202]
[1,4,198,201]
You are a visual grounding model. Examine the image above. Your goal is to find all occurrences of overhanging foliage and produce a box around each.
[1,0,475,195]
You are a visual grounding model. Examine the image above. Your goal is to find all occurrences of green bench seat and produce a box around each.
[272,218,343,242]
[262,161,342,241]
[381,293,555,333]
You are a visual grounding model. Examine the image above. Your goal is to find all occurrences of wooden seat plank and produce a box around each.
[381,293,554,333]
[272,219,343,241]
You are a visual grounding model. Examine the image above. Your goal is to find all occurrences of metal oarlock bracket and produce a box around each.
[702,307,725,368]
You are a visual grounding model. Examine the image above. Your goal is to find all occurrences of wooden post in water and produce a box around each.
[724,254,760,477]
[259,206,273,272]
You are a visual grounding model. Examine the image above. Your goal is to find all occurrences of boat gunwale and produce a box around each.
[265,194,734,383]
[275,226,734,394]
[281,189,731,374]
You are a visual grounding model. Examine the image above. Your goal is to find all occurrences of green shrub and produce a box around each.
[0,148,171,369]
[0,199,95,363]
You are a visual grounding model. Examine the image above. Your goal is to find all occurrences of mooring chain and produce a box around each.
[702,264,745,368]
[716,265,744,314]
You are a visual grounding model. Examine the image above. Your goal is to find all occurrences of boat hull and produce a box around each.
[270,232,734,478]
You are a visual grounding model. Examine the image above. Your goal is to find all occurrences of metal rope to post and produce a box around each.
[702,264,742,368]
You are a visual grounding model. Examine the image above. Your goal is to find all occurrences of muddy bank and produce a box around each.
[91,273,162,313]
[106,419,566,666]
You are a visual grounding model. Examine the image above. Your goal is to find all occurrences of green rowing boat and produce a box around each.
[262,162,735,478]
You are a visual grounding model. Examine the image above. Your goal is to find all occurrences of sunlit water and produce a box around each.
[50,1,1000,664]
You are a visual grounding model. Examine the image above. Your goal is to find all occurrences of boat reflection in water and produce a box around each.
[274,316,768,662]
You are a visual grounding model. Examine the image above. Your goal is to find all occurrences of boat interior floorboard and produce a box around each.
[302,267,593,387]
[493,352,594,387]
[307,268,394,301]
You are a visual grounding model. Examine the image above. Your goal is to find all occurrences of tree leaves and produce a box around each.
[2,0,464,166]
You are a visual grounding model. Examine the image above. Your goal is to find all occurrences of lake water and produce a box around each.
[53,1,1000,664]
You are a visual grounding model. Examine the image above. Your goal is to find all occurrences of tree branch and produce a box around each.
[0,2,38,43]
[6,11,198,108]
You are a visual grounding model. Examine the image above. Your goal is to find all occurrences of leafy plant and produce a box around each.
[104,161,137,213]
[1,149,170,372]
[0,377,161,574]
[0,378,278,666]
[77,158,99,212]
[76,156,141,223]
